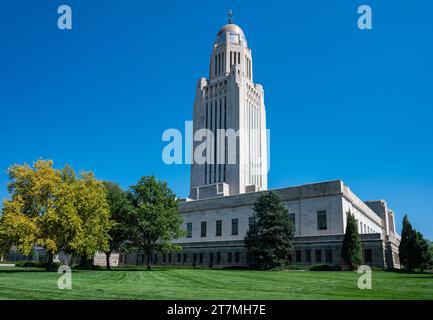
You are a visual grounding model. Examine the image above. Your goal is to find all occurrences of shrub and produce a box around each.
[14,261,62,268]
[371,266,384,272]
[310,264,342,271]
[15,261,45,268]
[285,264,308,270]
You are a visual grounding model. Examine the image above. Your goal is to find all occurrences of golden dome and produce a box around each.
[214,23,248,48]
[217,24,246,39]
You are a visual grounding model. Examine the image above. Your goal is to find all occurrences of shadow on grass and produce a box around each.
[396,275,433,279]
[0,268,49,273]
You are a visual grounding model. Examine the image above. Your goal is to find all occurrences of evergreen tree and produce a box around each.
[414,232,432,272]
[341,212,362,270]
[399,215,414,270]
[399,215,432,271]
[245,191,294,269]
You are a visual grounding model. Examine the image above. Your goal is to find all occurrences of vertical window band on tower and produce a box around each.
[205,103,208,185]
[219,99,222,183]
[214,55,217,76]
[224,96,227,182]
[214,97,217,182]
[210,101,213,183]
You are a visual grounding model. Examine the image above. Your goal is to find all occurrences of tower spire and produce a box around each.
[228,9,233,24]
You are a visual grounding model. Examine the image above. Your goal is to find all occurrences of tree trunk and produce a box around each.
[78,255,91,269]
[146,251,152,270]
[47,252,54,271]
[106,252,111,270]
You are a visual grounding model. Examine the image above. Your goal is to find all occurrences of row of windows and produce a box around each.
[245,97,262,188]
[204,80,227,98]
[214,52,225,77]
[246,83,260,97]
[192,252,240,265]
[359,221,376,234]
[291,248,373,264]
[119,252,241,265]
[214,51,242,77]
[186,219,239,238]
[184,211,329,239]
[184,211,380,240]
[288,210,328,231]
[204,97,228,185]
[245,54,252,80]
[119,249,374,266]
[292,249,333,264]
[229,51,241,68]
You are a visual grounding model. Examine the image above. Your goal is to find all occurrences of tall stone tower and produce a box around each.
[190,13,268,200]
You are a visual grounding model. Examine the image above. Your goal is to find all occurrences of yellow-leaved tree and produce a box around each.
[69,170,112,266]
[0,160,112,270]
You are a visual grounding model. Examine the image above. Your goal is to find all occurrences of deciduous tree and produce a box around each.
[103,181,133,270]
[0,160,111,270]
[127,176,184,270]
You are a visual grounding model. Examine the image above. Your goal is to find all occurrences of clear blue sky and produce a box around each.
[0,1,432,239]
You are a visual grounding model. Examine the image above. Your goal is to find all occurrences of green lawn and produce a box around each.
[0,267,432,300]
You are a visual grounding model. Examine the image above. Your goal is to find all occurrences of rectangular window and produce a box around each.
[193,253,197,265]
[248,216,256,231]
[201,221,207,237]
[315,250,322,263]
[364,249,373,264]
[177,253,181,263]
[183,253,187,263]
[163,254,166,263]
[305,250,311,263]
[214,55,217,76]
[289,213,296,231]
[227,252,232,263]
[205,104,208,184]
[216,220,222,236]
[325,250,333,264]
[199,253,203,264]
[209,253,214,265]
[216,252,221,264]
[231,218,239,235]
[219,100,222,182]
[317,211,327,230]
[296,250,302,263]
[187,223,192,238]
[235,252,240,263]
[168,253,172,263]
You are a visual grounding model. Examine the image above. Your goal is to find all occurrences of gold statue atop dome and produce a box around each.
[228,9,233,24]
